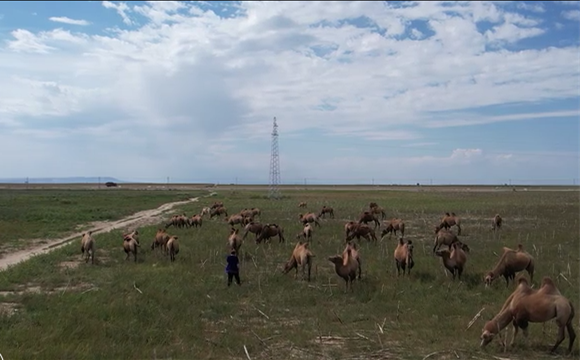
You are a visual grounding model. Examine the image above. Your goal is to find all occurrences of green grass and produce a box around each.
[0,189,206,249]
[0,189,578,360]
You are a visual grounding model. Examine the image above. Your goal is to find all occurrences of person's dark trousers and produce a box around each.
[227,272,241,286]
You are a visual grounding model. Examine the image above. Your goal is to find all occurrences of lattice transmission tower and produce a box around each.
[268,117,281,199]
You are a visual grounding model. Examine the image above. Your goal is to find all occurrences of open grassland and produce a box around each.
[0,189,577,360]
[0,189,205,251]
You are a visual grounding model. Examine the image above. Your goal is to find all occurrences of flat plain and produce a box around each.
[0,185,577,360]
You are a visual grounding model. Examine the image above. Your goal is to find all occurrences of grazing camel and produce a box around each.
[226,214,245,227]
[358,211,380,229]
[318,205,335,219]
[299,213,321,227]
[227,228,243,253]
[81,231,95,264]
[484,244,534,287]
[328,242,361,292]
[167,236,179,262]
[346,223,377,243]
[296,223,313,242]
[283,241,315,281]
[480,277,576,355]
[165,214,188,229]
[210,207,228,219]
[492,214,503,232]
[394,238,414,276]
[435,242,467,280]
[298,202,307,208]
[435,212,462,235]
[381,218,405,239]
[123,232,140,262]
[256,223,285,244]
[243,222,264,243]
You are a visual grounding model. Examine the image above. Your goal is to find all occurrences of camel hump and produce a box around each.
[517,277,530,286]
[539,277,560,295]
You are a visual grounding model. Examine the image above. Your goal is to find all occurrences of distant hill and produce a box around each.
[0,177,125,184]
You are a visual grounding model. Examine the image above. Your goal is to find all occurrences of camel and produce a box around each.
[200,207,211,217]
[492,214,503,232]
[381,218,405,239]
[227,228,243,253]
[243,222,264,243]
[210,207,228,219]
[343,241,362,280]
[484,244,534,287]
[435,212,461,235]
[256,223,285,244]
[226,214,245,227]
[370,206,386,220]
[344,221,358,236]
[123,232,140,262]
[188,214,203,228]
[433,228,461,253]
[296,223,313,242]
[165,214,188,229]
[299,213,321,227]
[80,231,95,264]
[151,228,170,253]
[250,207,261,217]
[435,242,467,280]
[167,236,179,262]
[480,277,576,355]
[318,205,335,219]
[358,211,380,229]
[328,242,361,292]
[346,223,377,243]
[239,208,254,218]
[394,238,414,276]
[298,202,307,208]
[283,241,315,282]
[210,201,224,210]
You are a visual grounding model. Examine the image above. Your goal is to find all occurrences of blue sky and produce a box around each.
[0,1,578,185]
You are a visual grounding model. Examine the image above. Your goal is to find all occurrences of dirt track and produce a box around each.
[0,195,208,272]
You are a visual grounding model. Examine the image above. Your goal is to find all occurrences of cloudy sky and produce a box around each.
[0,1,578,185]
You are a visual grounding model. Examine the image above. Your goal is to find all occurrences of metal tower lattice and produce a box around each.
[268,117,281,199]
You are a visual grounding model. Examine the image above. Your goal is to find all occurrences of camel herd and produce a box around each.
[77,199,576,355]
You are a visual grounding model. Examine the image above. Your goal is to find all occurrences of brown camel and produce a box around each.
[480,277,576,355]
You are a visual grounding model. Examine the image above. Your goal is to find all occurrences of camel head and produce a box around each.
[480,324,496,348]
[484,272,495,287]
[328,255,343,265]
[434,249,449,258]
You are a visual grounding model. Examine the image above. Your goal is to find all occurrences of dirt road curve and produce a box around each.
[0,196,204,272]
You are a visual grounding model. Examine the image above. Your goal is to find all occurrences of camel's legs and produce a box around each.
[550,325,566,353]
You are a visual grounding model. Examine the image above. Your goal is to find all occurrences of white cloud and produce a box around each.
[0,1,578,182]
[517,3,546,13]
[562,10,580,21]
[48,16,91,26]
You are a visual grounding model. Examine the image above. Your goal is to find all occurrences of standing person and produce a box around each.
[225,249,241,286]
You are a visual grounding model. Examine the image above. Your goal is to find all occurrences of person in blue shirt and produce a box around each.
[226,249,241,286]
